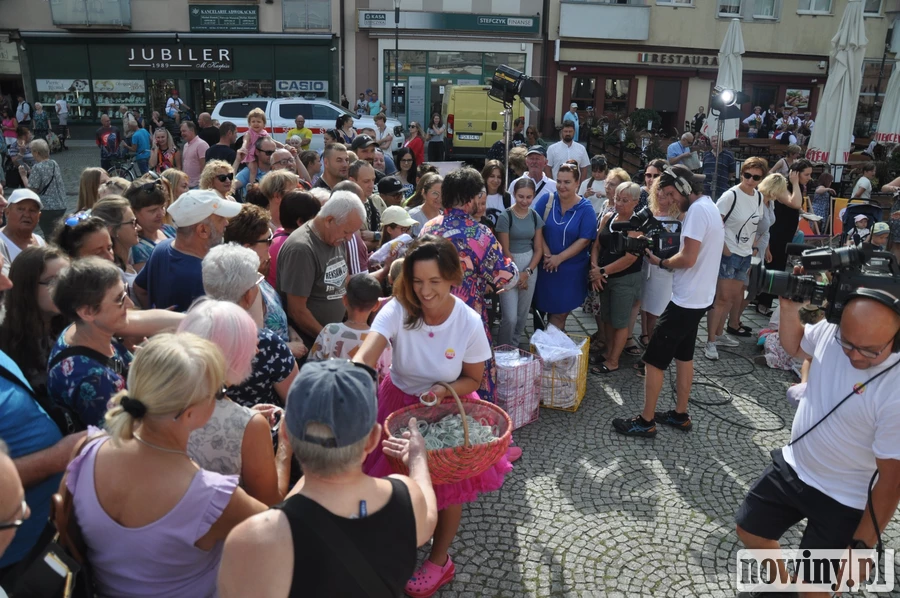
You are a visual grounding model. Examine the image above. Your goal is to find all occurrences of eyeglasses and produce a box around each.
[834,329,893,360]
[174,387,225,420]
[0,499,28,531]
[135,180,163,195]
[64,210,92,227]
[112,290,129,309]
[273,158,293,167]
[400,159,413,164]
[742,172,763,182]
[121,218,138,229]
[215,173,235,183]
[260,149,276,156]
[252,234,274,246]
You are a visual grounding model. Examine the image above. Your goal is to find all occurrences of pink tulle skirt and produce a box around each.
[364,374,512,511]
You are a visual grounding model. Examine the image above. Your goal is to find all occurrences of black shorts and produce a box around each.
[641,301,707,370]
[735,449,863,550]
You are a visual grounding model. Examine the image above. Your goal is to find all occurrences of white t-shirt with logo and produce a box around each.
[716,185,762,257]
[371,295,492,396]
[783,320,900,509]
[671,195,724,309]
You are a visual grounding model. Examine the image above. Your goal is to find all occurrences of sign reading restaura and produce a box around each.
[127,47,233,71]
[358,10,539,33]
[189,5,258,32]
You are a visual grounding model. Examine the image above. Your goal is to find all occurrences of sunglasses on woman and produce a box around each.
[742,172,762,181]
[215,173,235,182]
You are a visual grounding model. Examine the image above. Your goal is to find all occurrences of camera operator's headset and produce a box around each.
[661,167,693,198]
[788,288,900,559]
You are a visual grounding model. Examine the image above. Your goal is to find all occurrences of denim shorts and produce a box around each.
[719,252,752,283]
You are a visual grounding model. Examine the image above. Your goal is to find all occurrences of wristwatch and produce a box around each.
[599,267,607,277]
[524,267,533,275]
[659,259,669,271]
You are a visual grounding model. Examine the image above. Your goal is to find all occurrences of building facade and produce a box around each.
[546,0,898,138]
[349,0,545,128]
[0,0,339,125]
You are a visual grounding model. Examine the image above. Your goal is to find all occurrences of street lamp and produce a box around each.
[393,0,400,118]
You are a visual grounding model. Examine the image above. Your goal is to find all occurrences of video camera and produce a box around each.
[610,206,682,260]
[746,244,900,324]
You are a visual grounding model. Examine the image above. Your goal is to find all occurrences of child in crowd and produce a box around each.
[309,273,391,382]
[240,108,270,185]
[848,214,871,246]
[870,221,890,250]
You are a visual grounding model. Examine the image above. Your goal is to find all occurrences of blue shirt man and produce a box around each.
[562,104,580,142]
[666,133,695,166]
[132,127,152,174]
[702,146,736,198]
[133,238,205,312]
[0,350,64,569]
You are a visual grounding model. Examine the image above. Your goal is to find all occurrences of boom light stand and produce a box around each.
[709,86,749,198]
[489,65,542,191]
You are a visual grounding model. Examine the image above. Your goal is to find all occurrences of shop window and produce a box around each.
[219,79,273,100]
[283,0,330,30]
[385,51,427,76]
[570,77,596,111]
[864,0,882,15]
[603,79,630,120]
[483,53,527,77]
[427,52,482,76]
[797,0,831,14]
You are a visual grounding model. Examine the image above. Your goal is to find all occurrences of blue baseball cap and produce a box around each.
[285,360,377,448]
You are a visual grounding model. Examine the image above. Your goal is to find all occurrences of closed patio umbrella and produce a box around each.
[702,18,744,143]
[874,65,900,145]
[806,0,868,166]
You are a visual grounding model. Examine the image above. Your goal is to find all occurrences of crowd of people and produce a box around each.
[0,92,899,598]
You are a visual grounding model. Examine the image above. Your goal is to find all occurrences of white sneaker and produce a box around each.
[704,342,719,360]
[716,334,740,348]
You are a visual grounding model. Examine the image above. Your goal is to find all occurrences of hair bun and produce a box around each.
[120,395,147,418]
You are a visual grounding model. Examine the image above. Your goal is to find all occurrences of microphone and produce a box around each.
[610,222,634,232]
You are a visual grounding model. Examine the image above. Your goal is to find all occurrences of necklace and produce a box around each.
[134,433,189,457]
[422,299,454,337]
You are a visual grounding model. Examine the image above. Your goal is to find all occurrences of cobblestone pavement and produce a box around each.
[36,149,900,596]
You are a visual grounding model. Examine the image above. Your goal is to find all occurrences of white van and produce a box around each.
[210,97,405,152]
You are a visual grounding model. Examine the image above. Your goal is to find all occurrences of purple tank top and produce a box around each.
[66,436,238,598]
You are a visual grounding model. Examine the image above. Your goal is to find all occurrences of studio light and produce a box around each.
[489,64,542,111]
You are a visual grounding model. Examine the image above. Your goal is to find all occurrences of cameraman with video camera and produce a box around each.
[612,165,724,438]
[734,286,900,598]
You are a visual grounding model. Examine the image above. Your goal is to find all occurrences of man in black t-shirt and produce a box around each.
[204,121,237,165]
[197,112,220,147]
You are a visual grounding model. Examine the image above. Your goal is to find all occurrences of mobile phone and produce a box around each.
[373,232,382,242]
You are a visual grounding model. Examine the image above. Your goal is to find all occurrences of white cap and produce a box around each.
[7,188,42,209]
[854,214,869,223]
[570,102,578,108]
[167,190,241,227]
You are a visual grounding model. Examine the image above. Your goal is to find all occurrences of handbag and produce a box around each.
[8,436,99,598]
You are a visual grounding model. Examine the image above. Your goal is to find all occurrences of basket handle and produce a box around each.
[422,382,470,448]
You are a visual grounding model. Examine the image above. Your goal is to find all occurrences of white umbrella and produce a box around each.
[806,0,868,165]
[874,66,900,145]
[702,18,744,142]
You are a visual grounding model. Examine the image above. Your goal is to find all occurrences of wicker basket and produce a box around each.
[383,382,512,485]
[532,333,590,412]
[494,345,542,430]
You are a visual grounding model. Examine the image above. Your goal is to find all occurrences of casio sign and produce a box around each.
[276,80,329,93]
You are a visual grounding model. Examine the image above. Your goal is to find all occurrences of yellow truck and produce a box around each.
[442,85,526,161]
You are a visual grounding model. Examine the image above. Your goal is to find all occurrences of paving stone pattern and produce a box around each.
[41,148,900,596]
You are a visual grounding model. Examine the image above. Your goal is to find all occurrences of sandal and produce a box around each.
[636,334,651,348]
[589,353,606,365]
[591,363,619,375]
[633,362,646,378]
[726,325,752,338]
[623,343,642,357]
[405,556,456,598]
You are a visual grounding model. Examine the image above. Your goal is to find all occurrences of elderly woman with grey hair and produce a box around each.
[16,138,67,236]
[202,242,298,407]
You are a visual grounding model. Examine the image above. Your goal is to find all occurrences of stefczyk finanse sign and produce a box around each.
[127,47,233,71]
[357,10,539,34]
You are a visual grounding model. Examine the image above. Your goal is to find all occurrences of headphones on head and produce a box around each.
[845,288,900,353]
[661,167,692,198]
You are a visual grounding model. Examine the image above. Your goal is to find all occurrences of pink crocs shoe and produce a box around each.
[405,556,455,598]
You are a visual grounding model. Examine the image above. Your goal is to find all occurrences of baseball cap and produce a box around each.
[873,222,889,235]
[7,189,42,209]
[377,175,405,195]
[526,145,546,157]
[854,214,869,223]
[350,134,378,151]
[285,360,377,448]
[381,205,418,228]
[570,102,578,108]
[167,190,241,227]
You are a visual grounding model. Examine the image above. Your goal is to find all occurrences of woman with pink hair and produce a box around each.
[179,298,292,506]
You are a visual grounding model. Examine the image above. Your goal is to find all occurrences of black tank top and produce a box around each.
[275,477,418,597]
[599,213,643,278]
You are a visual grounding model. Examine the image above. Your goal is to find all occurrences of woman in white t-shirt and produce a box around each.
[578,155,608,216]
[851,163,875,200]
[704,157,767,360]
[354,235,511,598]
[481,160,510,230]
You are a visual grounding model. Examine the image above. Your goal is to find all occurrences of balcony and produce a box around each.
[559,1,650,40]
[50,0,131,29]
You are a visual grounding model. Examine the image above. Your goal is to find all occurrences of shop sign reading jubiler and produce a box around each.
[358,10,539,33]
[127,47,232,71]
[637,53,719,67]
